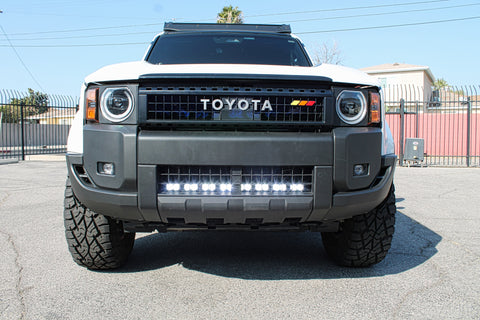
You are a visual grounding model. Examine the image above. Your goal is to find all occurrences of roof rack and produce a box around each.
[163,22,291,34]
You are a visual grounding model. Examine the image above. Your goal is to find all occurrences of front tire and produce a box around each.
[322,186,396,267]
[63,178,135,270]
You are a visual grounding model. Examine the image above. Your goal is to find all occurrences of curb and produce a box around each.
[0,158,19,165]
[25,154,66,162]
[0,154,66,164]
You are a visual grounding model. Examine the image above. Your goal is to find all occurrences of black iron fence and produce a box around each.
[384,85,479,167]
[0,89,78,160]
[1,86,479,167]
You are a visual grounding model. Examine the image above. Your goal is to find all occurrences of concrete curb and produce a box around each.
[25,154,66,162]
[0,158,19,165]
[0,154,66,164]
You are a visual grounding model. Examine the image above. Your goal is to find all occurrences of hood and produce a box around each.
[84,61,379,87]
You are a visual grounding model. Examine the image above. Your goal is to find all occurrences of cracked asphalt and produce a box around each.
[0,160,479,320]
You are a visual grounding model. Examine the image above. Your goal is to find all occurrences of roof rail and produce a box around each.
[163,22,291,34]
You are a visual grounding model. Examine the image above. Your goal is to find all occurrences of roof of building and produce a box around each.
[360,63,435,82]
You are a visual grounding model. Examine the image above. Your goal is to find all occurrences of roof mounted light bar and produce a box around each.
[163,22,291,34]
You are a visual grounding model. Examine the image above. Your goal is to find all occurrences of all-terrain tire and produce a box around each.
[322,185,396,267]
[63,178,135,270]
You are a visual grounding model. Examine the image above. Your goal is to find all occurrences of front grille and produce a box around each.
[158,166,313,195]
[140,84,331,127]
[146,95,324,122]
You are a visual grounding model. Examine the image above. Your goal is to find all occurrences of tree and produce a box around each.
[10,88,48,109]
[311,41,343,65]
[0,88,49,123]
[433,78,449,90]
[217,5,243,24]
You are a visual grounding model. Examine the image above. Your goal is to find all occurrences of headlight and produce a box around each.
[100,87,134,122]
[336,90,367,125]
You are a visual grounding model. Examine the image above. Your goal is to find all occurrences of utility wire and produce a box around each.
[0,41,149,48]
[296,15,480,34]
[0,15,478,47]
[0,24,44,91]
[2,2,478,42]
[270,2,480,24]
[247,0,450,17]
[4,0,453,36]
[1,30,155,42]
[6,22,163,36]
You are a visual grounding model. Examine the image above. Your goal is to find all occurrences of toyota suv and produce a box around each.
[64,22,397,270]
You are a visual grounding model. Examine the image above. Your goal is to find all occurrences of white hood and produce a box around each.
[84,61,379,87]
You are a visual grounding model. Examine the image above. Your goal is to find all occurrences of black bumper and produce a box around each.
[66,125,396,229]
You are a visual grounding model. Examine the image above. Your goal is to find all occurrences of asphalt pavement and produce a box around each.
[0,160,479,319]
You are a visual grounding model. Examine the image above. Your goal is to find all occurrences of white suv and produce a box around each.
[64,22,397,270]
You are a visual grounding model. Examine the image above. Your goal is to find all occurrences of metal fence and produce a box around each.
[0,89,78,160]
[384,85,479,167]
[1,86,479,167]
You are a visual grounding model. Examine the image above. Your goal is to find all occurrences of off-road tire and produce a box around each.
[322,185,396,267]
[63,178,135,270]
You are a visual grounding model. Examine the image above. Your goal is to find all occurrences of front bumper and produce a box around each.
[67,125,396,230]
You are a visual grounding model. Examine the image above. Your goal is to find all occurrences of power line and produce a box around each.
[1,30,155,42]
[270,2,480,24]
[5,22,164,36]
[248,0,450,18]
[2,2,477,42]
[1,15,478,48]
[4,0,453,37]
[296,15,480,34]
[0,24,44,91]
[0,41,149,48]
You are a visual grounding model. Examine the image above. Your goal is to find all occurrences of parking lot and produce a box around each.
[0,160,479,319]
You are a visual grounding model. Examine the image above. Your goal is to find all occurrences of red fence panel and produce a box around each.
[385,85,479,167]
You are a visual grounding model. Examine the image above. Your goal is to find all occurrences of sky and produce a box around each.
[0,0,479,97]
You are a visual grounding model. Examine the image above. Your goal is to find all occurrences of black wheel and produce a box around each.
[63,178,135,270]
[322,185,396,267]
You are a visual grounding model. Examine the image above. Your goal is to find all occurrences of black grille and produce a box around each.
[158,166,313,195]
[146,95,324,123]
[140,84,330,126]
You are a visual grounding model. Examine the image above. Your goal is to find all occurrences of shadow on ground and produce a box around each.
[113,209,441,279]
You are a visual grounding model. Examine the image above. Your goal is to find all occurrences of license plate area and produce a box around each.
[220,108,254,121]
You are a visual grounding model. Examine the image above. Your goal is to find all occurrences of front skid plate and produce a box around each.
[157,196,313,224]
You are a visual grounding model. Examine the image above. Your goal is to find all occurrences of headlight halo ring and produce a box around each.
[336,90,367,125]
[100,87,134,123]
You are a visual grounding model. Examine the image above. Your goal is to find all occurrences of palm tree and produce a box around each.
[217,6,243,24]
[433,78,449,90]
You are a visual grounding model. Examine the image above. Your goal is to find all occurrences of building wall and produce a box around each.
[368,70,430,102]
[423,72,434,102]
[39,116,74,125]
[368,70,433,102]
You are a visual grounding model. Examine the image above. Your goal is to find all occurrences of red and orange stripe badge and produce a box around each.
[291,100,315,106]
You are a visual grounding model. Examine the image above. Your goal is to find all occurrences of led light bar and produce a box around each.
[272,183,287,192]
[290,184,304,192]
[220,183,232,192]
[241,183,252,191]
[166,183,180,191]
[164,182,305,193]
[201,183,216,192]
[184,183,199,191]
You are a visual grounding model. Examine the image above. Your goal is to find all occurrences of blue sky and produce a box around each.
[0,0,479,97]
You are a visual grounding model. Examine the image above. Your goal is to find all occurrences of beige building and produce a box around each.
[27,108,76,125]
[360,63,435,103]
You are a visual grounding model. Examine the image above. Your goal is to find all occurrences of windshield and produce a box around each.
[146,33,311,66]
